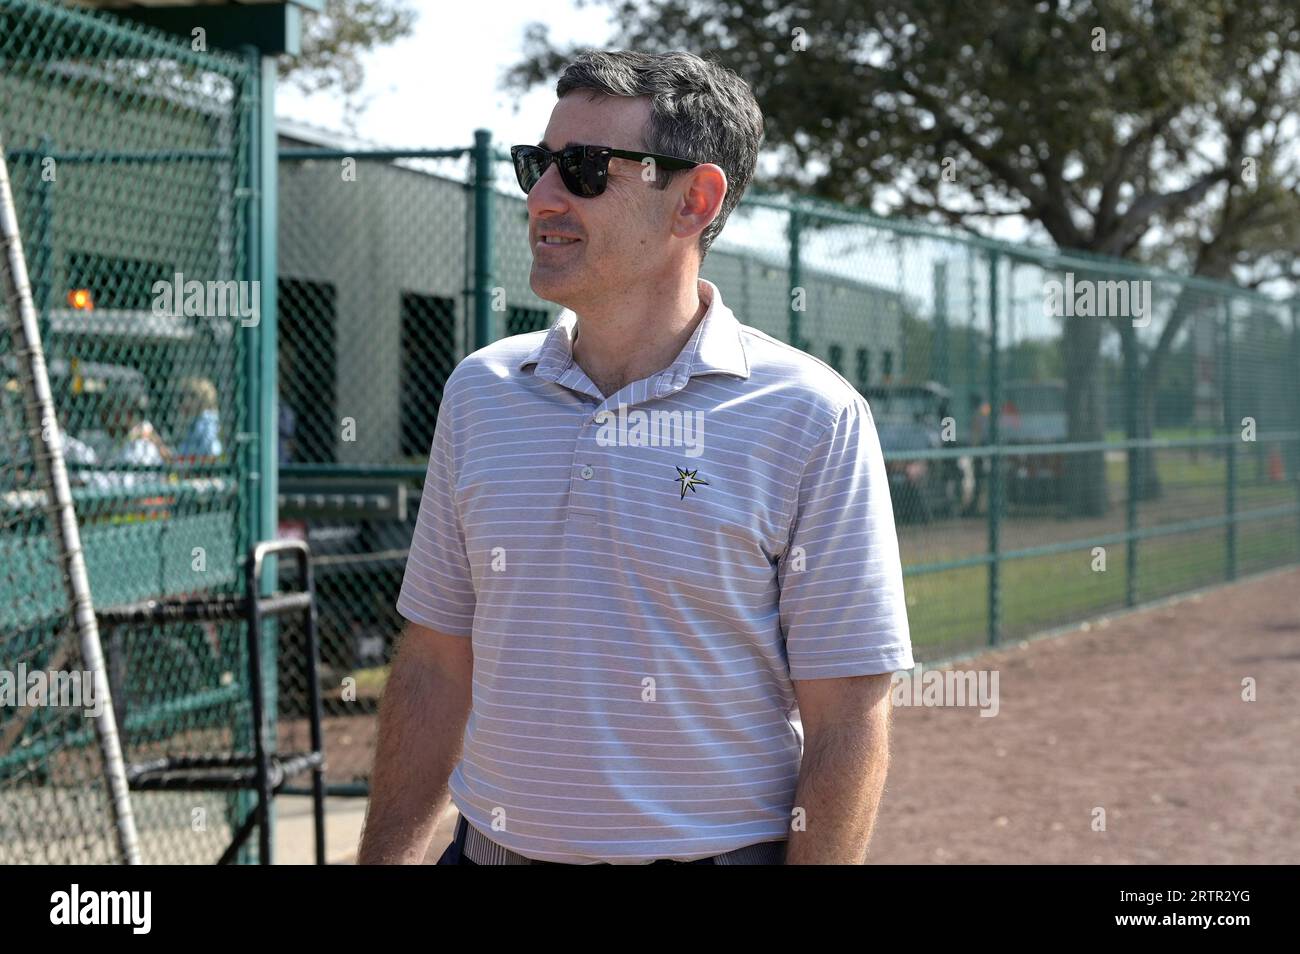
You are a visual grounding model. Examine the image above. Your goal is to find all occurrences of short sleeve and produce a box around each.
[178,411,222,457]
[395,390,476,637]
[778,397,913,679]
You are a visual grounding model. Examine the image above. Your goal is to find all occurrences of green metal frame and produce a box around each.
[1,0,277,861]
[986,250,1003,645]
[473,130,495,352]
[1223,298,1237,582]
[1295,297,1300,559]
[234,45,284,865]
[115,0,320,56]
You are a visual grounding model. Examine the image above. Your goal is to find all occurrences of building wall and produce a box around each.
[277,153,906,464]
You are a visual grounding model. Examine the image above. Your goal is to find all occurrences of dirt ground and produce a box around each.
[305,566,1298,864]
[868,566,1300,864]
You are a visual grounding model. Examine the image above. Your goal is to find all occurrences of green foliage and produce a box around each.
[505,0,1300,291]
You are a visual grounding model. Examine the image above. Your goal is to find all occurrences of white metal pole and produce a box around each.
[0,133,141,864]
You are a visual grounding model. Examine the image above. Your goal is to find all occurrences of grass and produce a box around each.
[905,517,1299,659]
[346,665,389,698]
[1103,424,1216,444]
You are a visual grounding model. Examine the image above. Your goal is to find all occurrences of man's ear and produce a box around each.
[672,163,727,242]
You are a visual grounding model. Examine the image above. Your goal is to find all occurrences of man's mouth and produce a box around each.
[538,235,581,246]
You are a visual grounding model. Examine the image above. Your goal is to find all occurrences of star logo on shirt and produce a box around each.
[674,466,709,500]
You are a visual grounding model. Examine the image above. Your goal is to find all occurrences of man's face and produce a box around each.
[526,94,678,308]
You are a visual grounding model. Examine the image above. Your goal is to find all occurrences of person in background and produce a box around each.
[102,391,166,467]
[81,391,166,492]
[277,344,297,465]
[964,390,991,516]
[171,377,222,462]
[59,427,98,466]
[278,400,296,466]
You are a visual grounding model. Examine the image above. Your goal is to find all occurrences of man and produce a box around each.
[964,390,991,517]
[358,49,912,866]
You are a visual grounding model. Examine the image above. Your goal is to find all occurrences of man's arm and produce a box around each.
[784,672,894,864]
[356,622,473,864]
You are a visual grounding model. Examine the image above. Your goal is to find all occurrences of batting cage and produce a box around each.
[0,0,281,863]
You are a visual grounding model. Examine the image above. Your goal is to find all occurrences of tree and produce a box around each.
[505,0,1300,515]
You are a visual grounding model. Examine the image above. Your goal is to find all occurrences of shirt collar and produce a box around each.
[518,278,751,396]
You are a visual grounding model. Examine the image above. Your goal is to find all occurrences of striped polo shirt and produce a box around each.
[396,277,913,864]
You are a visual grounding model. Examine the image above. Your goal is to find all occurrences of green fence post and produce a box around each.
[1124,323,1140,607]
[231,47,261,866]
[967,248,977,439]
[1223,297,1236,582]
[234,44,280,864]
[986,250,1002,646]
[932,260,949,385]
[1293,296,1300,561]
[787,204,802,350]
[256,48,281,863]
[966,255,977,435]
[472,129,495,352]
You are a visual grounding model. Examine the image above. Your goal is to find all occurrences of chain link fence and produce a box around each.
[273,139,1299,795]
[0,0,262,862]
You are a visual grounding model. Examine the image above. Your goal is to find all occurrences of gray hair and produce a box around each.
[555,50,764,261]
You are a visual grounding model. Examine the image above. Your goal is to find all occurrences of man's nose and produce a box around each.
[525,161,571,218]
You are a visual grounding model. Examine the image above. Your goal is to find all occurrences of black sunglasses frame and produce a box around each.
[509,143,701,198]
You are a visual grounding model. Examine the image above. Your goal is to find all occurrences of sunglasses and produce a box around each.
[509,143,700,198]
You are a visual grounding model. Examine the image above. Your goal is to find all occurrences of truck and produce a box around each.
[861,381,974,524]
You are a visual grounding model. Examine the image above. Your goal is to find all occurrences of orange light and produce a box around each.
[67,289,94,311]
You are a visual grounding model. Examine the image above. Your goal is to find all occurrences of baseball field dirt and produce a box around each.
[316,566,1297,864]
[868,566,1300,864]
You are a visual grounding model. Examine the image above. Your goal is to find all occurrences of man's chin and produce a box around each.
[530,267,585,304]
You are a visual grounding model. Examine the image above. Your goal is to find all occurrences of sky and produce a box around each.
[276,0,614,151]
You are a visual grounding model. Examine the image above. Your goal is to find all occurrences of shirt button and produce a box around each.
[580,465,594,480]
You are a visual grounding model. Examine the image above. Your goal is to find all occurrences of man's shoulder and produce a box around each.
[443,328,552,398]
[735,322,868,428]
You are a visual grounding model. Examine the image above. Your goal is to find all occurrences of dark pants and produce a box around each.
[434,814,474,865]
[435,815,720,865]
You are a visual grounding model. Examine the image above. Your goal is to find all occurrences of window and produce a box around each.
[65,251,170,310]
[882,350,895,381]
[400,293,456,458]
[828,344,844,374]
[506,306,550,336]
[855,348,870,391]
[278,278,338,464]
